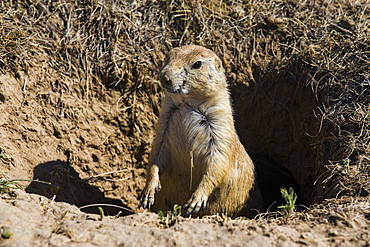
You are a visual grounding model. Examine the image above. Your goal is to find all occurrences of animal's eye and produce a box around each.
[191,61,202,69]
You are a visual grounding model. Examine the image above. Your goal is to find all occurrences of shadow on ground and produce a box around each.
[26,160,133,216]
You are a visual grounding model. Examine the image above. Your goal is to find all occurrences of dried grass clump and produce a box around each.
[0,0,369,204]
[291,2,370,200]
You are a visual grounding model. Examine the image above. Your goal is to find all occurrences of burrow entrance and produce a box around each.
[231,67,321,212]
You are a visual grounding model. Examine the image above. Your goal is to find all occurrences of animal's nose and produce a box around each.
[160,73,172,87]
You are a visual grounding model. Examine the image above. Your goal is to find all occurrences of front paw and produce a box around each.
[138,182,162,209]
[183,192,208,215]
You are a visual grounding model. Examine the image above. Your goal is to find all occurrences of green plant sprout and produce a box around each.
[0,174,50,194]
[98,207,104,220]
[277,187,297,216]
[158,205,182,228]
[0,227,12,239]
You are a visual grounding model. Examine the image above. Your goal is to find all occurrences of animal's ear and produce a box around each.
[215,57,224,72]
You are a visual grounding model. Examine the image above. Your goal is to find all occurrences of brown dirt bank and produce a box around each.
[1,190,370,246]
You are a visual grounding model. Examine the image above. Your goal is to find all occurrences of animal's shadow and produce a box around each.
[25,160,133,216]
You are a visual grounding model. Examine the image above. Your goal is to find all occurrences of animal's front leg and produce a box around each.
[138,164,161,209]
[183,172,219,215]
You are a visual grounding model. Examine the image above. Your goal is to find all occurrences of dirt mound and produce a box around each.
[1,189,370,246]
[0,67,146,214]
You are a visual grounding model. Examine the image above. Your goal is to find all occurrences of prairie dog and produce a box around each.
[139,45,259,217]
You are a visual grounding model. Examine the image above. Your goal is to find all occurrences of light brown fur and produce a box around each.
[139,45,260,217]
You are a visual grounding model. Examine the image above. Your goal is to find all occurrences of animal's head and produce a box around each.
[159,45,226,98]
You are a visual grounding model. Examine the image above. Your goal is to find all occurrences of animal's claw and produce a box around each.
[155,184,162,193]
[138,182,161,209]
[138,192,155,209]
[183,193,208,216]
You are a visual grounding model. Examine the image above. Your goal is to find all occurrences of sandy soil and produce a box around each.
[1,190,370,246]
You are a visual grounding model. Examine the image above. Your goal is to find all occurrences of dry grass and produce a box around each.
[0,0,369,203]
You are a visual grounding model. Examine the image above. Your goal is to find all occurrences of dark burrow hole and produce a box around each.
[231,66,320,214]
[251,153,308,212]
